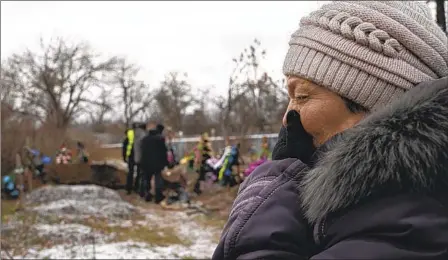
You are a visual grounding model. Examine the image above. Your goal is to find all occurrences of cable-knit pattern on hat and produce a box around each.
[302,10,402,58]
[283,1,448,110]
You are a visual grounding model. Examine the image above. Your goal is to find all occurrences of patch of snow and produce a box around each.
[26,185,122,204]
[18,207,219,259]
[120,220,133,228]
[1,222,21,233]
[35,223,92,235]
[30,199,136,219]
[7,185,220,259]
[176,215,219,257]
[108,219,133,227]
[132,209,218,258]
[34,223,115,244]
[19,240,215,259]
[26,185,136,219]
[26,185,123,205]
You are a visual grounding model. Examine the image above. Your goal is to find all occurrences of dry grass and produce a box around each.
[1,205,54,258]
[1,200,19,222]
[84,219,190,246]
[193,215,226,230]
[192,215,225,243]
[195,185,238,220]
[1,203,191,258]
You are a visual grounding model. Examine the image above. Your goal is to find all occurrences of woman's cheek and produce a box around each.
[298,107,318,137]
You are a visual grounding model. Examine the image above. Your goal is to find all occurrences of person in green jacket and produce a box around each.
[123,127,135,195]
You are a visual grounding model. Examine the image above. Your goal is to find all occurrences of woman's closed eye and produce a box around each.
[294,94,309,101]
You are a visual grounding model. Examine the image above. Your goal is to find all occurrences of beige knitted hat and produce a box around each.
[283,1,448,110]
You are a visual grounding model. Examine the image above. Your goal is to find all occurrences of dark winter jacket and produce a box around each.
[140,129,169,172]
[213,77,448,260]
[133,128,146,164]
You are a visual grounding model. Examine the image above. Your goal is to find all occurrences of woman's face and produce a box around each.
[284,76,365,146]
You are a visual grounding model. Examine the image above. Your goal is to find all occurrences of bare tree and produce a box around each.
[154,72,195,132]
[88,88,114,125]
[219,39,287,136]
[182,87,213,135]
[1,37,118,129]
[1,66,17,105]
[113,58,152,127]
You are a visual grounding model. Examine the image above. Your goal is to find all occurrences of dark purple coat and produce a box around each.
[213,77,448,260]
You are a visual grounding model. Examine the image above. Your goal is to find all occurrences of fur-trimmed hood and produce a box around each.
[301,77,448,223]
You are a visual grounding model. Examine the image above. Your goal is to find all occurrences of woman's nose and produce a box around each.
[283,108,301,127]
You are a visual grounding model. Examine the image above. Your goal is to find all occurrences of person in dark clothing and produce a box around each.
[121,130,130,163]
[76,141,89,163]
[24,147,49,184]
[156,124,166,140]
[233,143,244,181]
[160,129,191,205]
[140,122,169,203]
[122,123,146,195]
[132,123,146,194]
[215,79,448,260]
[166,130,177,169]
[213,1,448,258]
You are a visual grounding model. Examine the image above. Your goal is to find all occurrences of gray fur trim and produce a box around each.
[301,77,448,223]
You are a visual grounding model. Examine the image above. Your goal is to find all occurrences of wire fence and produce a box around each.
[101,133,279,159]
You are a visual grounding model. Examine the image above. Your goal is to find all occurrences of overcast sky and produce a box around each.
[1,1,329,97]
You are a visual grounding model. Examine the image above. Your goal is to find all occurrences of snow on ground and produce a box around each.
[33,223,113,244]
[139,209,220,258]
[4,185,220,259]
[25,185,124,204]
[30,198,136,219]
[23,241,200,259]
[17,212,219,259]
[35,223,91,236]
[26,185,137,219]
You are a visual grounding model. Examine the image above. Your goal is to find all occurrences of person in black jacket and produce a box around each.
[140,122,169,203]
[213,1,448,259]
[121,130,129,163]
[132,123,146,194]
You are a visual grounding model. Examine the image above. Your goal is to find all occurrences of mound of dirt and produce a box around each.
[25,185,136,219]
[30,161,127,190]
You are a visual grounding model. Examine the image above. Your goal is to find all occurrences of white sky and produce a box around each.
[1,1,328,97]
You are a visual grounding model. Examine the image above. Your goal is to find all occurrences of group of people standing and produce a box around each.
[122,121,172,204]
[121,122,275,204]
[190,134,272,193]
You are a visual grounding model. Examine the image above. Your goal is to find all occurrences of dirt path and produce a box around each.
[1,185,232,259]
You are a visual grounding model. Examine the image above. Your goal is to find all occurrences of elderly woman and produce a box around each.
[213,1,448,259]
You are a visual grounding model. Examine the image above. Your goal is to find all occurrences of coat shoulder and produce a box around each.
[314,193,448,259]
[213,159,312,260]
